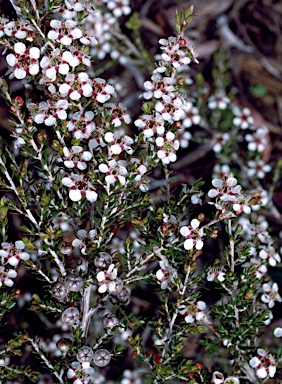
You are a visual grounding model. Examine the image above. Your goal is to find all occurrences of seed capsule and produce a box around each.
[64,274,84,292]
[94,252,112,269]
[51,281,68,301]
[102,313,119,328]
[93,349,111,367]
[77,346,94,363]
[60,243,73,255]
[116,287,130,304]
[61,307,80,325]
[56,337,72,352]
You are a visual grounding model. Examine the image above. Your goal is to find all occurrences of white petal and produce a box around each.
[184,239,193,250]
[8,256,19,266]
[14,42,26,54]
[85,191,98,202]
[14,68,26,79]
[69,189,82,201]
[6,54,17,67]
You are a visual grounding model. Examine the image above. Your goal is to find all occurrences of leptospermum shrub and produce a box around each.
[0,1,281,383]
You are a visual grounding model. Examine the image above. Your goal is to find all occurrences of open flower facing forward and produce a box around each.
[261,282,282,308]
[134,115,165,139]
[207,266,226,282]
[67,111,96,140]
[96,264,123,294]
[67,361,95,384]
[156,260,178,289]
[47,19,83,46]
[155,97,185,122]
[179,300,206,323]
[29,99,69,126]
[72,229,98,255]
[159,36,191,68]
[0,241,30,267]
[156,131,179,164]
[249,348,276,379]
[103,103,131,127]
[99,160,127,185]
[59,72,93,100]
[180,219,204,250]
[143,73,174,100]
[6,42,40,79]
[62,174,98,202]
[0,267,17,287]
[63,146,92,170]
[104,131,133,155]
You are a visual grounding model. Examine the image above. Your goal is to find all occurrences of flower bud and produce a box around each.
[61,307,80,325]
[51,281,68,301]
[93,349,111,367]
[0,355,10,367]
[77,346,93,363]
[56,337,72,352]
[60,243,73,255]
[102,313,119,328]
[64,274,84,292]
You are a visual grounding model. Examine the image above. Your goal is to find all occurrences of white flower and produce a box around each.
[259,246,281,267]
[103,103,131,127]
[134,115,165,139]
[261,282,282,308]
[0,267,17,287]
[247,159,271,179]
[48,19,83,46]
[29,100,68,126]
[143,73,174,100]
[67,111,96,140]
[72,229,98,255]
[105,0,131,17]
[180,219,204,250]
[156,131,179,164]
[155,97,185,122]
[59,72,92,100]
[207,266,225,282]
[232,107,254,129]
[99,159,127,185]
[175,127,192,148]
[104,131,133,155]
[179,300,206,323]
[121,369,142,384]
[182,101,201,127]
[97,264,122,294]
[92,78,114,103]
[67,361,95,384]
[63,146,92,170]
[212,133,230,154]
[156,260,178,289]
[62,174,98,202]
[208,92,230,110]
[159,36,191,68]
[224,377,239,384]
[0,241,30,266]
[245,126,269,152]
[6,42,40,79]
[249,349,276,378]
